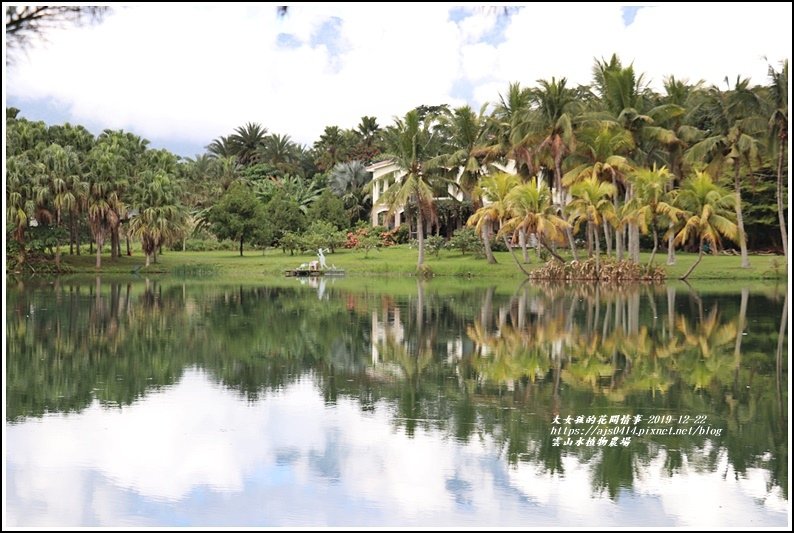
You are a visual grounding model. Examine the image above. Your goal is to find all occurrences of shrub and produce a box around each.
[448,227,482,255]
[426,235,446,257]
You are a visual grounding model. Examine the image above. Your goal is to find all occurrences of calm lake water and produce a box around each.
[5,276,789,527]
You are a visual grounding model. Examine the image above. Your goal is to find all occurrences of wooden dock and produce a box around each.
[284,269,346,277]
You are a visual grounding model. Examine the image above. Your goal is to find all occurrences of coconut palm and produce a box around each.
[467,172,519,265]
[625,165,682,267]
[486,82,536,176]
[504,178,570,263]
[766,60,788,258]
[686,77,765,268]
[673,171,738,280]
[378,110,444,269]
[437,104,490,201]
[563,124,633,259]
[567,177,617,277]
[531,76,582,258]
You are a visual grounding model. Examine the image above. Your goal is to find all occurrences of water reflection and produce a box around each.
[5,278,789,526]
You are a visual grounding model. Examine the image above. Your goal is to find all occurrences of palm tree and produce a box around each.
[766,60,788,259]
[328,160,371,223]
[378,110,444,268]
[438,104,490,201]
[567,176,616,277]
[530,77,582,258]
[487,82,535,176]
[673,171,738,280]
[504,178,570,264]
[468,172,519,264]
[625,165,681,267]
[258,133,300,176]
[129,170,187,266]
[6,154,36,264]
[228,122,268,166]
[686,77,765,268]
[563,123,633,259]
[206,135,236,159]
[34,144,84,267]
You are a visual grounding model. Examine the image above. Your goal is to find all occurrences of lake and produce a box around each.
[5,276,789,527]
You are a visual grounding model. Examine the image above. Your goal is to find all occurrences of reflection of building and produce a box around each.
[370,306,404,364]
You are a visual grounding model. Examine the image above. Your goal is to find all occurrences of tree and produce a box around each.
[328,160,372,223]
[306,189,348,230]
[228,122,269,166]
[531,76,582,258]
[504,178,571,264]
[468,172,518,265]
[264,191,307,247]
[766,60,788,258]
[208,182,268,256]
[438,104,489,201]
[129,170,187,266]
[378,110,444,268]
[5,6,109,62]
[34,144,84,268]
[625,165,681,267]
[567,177,617,277]
[673,171,738,280]
[687,77,765,268]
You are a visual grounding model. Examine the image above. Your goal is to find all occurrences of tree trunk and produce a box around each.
[153,246,158,264]
[55,211,62,269]
[593,222,600,278]
[666,224,676,265]
[616,225,624,261]
[733,159,750,268]
[69,213,75,255]
[145,253,151,267]
[95,233,102,269]
[416,210,425,268]
[540,238,565,263]
[519,229,529,263]
[680,239,704,280]
[630,223,640,263]
[603,223,612,258]
[566,226,578,261]
[504,236,530,276]
[482,221,497,264]
[126,232,132,256]
[648,228,658,267]
[240,236,244,256]
[586,221,593,257]
[776,139,788,259]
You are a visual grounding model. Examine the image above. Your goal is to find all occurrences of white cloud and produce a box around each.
[5,3,790,154]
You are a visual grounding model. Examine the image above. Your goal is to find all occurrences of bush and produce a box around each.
[171,238,237,252]
[426,235,446,257]
[303,220,346,253]
[448,227,482,255]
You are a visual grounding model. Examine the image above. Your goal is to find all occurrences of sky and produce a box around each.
[4,3,792,158]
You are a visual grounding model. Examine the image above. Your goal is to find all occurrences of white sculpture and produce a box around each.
[317,248,328,270]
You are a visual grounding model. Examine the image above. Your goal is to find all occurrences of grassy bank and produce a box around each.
[55,245,788,280]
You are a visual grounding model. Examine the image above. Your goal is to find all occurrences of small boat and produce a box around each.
[284,268,345,277]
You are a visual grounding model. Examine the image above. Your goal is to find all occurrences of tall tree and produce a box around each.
[378,110,444,268]
[468,172,519,264]
[504,178,571,264]
[567,176,617,277]
[34,144,84,268]
[766,60,788,258]
[673,171,738,280]
[625,165,681,267]
[228,122,269,166]
[687,77,765,268]
[129,170,187,266]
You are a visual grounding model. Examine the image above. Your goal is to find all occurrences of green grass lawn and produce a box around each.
[58,244,787,281]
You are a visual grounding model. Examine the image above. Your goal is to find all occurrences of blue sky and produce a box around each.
[5,4,790,157]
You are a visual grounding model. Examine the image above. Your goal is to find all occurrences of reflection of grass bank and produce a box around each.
[58,245,787,280]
